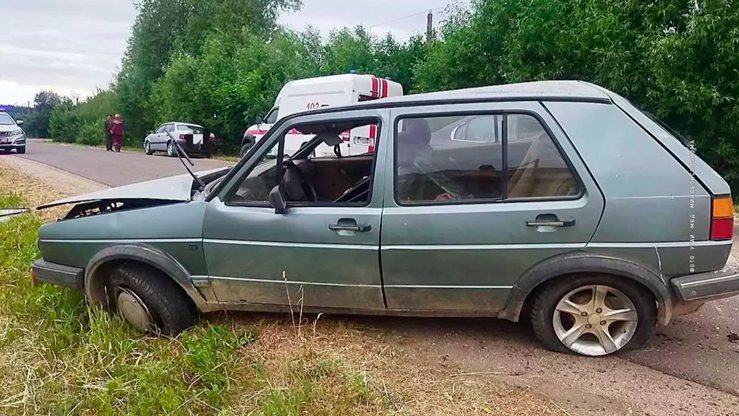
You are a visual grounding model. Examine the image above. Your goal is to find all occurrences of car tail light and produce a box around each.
[711,196,734,240]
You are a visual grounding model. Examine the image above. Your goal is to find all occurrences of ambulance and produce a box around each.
[240,73,403,157]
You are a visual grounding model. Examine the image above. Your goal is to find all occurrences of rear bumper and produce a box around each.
[671,255,739,302]
[32,259,84,291]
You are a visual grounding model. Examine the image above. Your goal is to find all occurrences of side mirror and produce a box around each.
[16,120,23,125]
[147,130,154,135]
[269,185,286,214]
[255,115,264,125]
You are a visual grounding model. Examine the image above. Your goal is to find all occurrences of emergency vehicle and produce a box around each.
[240,73,403,157]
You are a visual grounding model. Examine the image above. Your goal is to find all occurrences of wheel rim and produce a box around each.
[167,142,173,156]
[144,142,150,153]
[553,284,638,356]
[116,287,154,332]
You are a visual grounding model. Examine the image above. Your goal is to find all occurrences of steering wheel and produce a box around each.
[282,160,318,202]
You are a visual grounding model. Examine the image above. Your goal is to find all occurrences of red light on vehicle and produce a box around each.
[711,196,734,240]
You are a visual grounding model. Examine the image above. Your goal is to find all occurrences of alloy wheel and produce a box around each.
[552,284,638,356]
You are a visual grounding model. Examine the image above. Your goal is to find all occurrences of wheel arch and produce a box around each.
[84,244,215,312]
[499,251,673,325]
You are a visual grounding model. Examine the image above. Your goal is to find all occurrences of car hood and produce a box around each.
[0,124,20,132]
[37,166,231,210]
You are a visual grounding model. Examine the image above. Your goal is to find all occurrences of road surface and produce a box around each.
[5,140,739,414]
[14,140,231,187]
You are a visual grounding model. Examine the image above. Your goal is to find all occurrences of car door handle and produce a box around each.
[526,219,576,227]
[329,221,372,232]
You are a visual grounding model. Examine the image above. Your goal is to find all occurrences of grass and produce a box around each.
[0,164,567,415]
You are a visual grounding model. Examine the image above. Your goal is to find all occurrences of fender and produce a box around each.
[85,244,217,312]
[498,251,673,325]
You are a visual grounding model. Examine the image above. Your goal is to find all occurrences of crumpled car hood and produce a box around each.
[37,166,230,210]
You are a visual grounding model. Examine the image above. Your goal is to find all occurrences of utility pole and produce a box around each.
[426,10,433,45]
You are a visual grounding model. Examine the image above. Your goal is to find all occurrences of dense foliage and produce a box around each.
[48,0,739,189]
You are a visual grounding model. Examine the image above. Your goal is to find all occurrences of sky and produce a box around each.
[0,0,466,106]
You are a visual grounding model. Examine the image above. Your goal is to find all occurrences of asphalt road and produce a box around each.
[8,140,739,410]
[15,140,231,187]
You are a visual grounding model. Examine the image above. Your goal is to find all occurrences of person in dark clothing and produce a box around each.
[110,114,125,152]
[104,115,113,151]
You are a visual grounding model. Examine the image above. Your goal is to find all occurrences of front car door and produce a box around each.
[380,101,605,312]
[202,109,389,310]
[152,124,169,149]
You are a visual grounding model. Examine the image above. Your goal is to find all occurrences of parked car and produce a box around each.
[240,73,403,158]
[31,81,738,357]
[0,112,26,154]
[143,122,215,157]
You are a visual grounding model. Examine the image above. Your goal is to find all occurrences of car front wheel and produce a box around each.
[530,275,656,356]
[15,146,26,154]
[107,263,196,336]
[239,143,252,158]
[144,141,154,155]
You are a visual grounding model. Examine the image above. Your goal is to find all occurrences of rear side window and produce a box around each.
[394,113,580,204]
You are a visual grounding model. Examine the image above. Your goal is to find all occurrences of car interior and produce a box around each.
[229,115,580,206]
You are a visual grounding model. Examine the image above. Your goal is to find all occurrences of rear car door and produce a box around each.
[202,109,389,310]
[380,101,605,311]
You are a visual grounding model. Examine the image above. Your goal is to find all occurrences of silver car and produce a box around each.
[0,112,26,154]
[143,122,215,158]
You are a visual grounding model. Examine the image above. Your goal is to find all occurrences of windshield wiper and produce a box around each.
[163,130,207,192]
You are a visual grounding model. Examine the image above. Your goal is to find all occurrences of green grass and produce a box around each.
[0,192,390,415]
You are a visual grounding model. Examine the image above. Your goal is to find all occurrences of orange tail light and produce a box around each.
[711,196,734,240]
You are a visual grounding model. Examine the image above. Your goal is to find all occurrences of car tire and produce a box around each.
[107,263,196,336]
[239,143,252,158]
[15,146,26,154]
[167,141,176,157]
[144,141,154,155]
[530,274,656,356]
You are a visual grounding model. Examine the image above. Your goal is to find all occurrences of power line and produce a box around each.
[368,7,444,29]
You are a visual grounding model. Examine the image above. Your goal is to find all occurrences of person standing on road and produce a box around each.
[110,114,125,152]
[104,115,113,151]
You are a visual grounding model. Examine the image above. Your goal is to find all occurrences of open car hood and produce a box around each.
[37,167,230,210]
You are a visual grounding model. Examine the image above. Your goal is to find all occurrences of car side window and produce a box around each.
[228,117,381,207]
[394,113,580,204]
[156,125,167,134]
[506,114,580,199]
[396,115,504,203]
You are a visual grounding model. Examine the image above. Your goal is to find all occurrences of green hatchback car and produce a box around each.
[32,81,739,357]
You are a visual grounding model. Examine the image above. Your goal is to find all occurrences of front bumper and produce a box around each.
[31,259,84,291]
[671,255,739,302]
[0,135,25,148]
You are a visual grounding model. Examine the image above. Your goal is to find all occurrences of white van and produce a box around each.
[240,74,403,157]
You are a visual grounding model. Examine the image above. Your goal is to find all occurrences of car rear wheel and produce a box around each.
[15,146,26,154]
[144,141,154,155]
[530,275,656,356]
[107,263,196,336]
[167,141,176,157]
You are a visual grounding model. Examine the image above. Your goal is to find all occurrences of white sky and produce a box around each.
[0,0,466,106]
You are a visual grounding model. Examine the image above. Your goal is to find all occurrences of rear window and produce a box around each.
[177,124,203,134]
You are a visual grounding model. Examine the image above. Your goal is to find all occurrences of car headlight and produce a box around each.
[11,129,23,136]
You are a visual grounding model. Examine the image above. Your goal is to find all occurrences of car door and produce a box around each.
[380,102,605,312]
[202,108,389,310]
[151,124,167,149]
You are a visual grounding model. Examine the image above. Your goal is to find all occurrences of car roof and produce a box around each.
[300,80,612,116]
[166,122,203,128]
